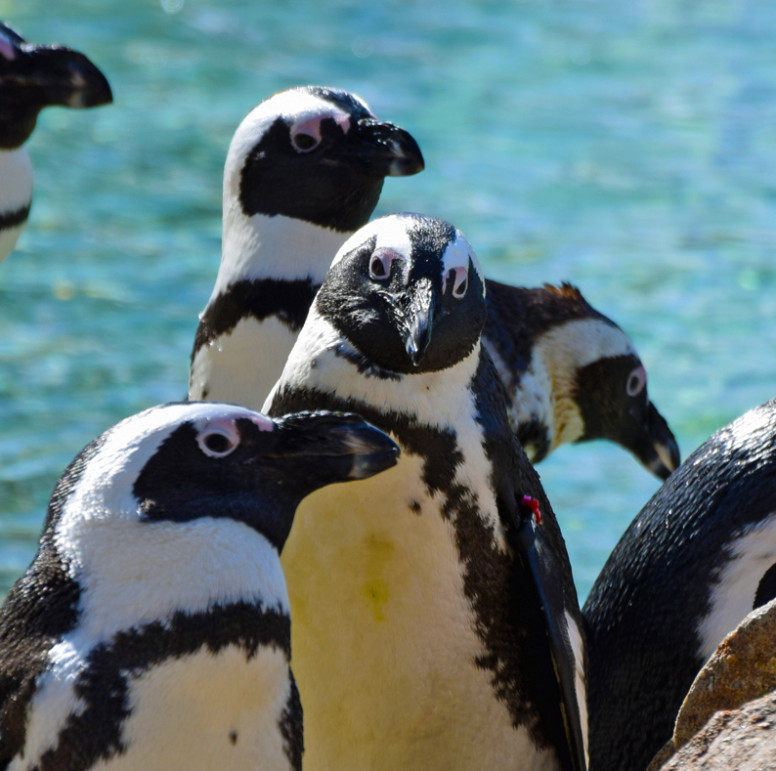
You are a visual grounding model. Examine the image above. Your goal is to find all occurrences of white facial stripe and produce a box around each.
[442,231,483,290]
[54,403,274,534]
[697,513,776,661]
[330,213,414,269]
[228,88,361,171]
[538,317,636,372]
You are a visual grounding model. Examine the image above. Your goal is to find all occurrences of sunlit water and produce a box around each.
[1,0,775,600]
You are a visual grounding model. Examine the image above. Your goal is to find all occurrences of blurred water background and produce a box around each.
[1,0,775,600]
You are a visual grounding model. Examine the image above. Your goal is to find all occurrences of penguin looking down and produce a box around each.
[0,402,399,771]
[0,21,112,264]
[583,397,776,771]
[265,213,587,770]
[187,85,677,480]
[484,281,680,479]
[188,85,425,406]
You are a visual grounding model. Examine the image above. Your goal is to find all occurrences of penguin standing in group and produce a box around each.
[188,85,425,406]
[187,84,678,480]
[583,396,776,771]
[264,213,587,771]
[0,21,112,264]
[483,281,679,478]
[0,402,399,770]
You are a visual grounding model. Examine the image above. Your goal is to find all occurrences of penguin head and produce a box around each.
[224,86,424,233]
[525,285,680,479]
[315,212,487,375]
[573,345,680,479]
[0,22,112,148]
[52,402,399,555]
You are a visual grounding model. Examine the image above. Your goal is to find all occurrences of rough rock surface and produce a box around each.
[649,598,776,770]
[656,690,776,770]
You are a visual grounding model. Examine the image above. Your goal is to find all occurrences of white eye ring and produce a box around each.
[369,249,397,281]
[450,267,468,299]
[197,423,240,458]
[290,115,324,154]
[626,365,647,397]
[291,131,320,153]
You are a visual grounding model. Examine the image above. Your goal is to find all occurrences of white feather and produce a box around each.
[0,147,33,263]
[697,513,776,661]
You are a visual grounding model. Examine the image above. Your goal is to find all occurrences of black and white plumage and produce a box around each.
[0,402,399,770]
[485,282,680,479]
[583,397,776,771]
[0,22,112,264]
[186,86,677,480]
[188,85,424,406]
[265,213,587,770]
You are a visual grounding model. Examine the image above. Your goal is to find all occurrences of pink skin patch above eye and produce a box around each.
[369,247,402,280]
[291,115,324,146]
[443,266,468,296]
[626,365,647,397]
[291,111,352,148]
[247,412,275,432]
[0,35,17,61]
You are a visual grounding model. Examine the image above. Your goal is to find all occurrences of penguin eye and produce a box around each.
[368,249,398,281]
[448,267,469,299]
[290,115,324,154]
[291,132,320,153]
[626,365,647,397]
[197,424,240,458]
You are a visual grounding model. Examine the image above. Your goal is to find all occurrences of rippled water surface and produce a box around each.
[1,0,775,598]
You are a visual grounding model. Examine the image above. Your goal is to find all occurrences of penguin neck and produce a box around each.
[214,207,351,296]
[271,308,482,430]
[55,514,290,644]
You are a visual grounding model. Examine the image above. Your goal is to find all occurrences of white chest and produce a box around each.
[189,315,297,408]
[15,644,296,771]
[92,645,295,771]
[282,440,556,771]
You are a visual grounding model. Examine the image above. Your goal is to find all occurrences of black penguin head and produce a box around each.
[226,86,424,232]
[574,347,680,479]
[315,212,487,375]
[52,403,399,555]
[0,22,112,148]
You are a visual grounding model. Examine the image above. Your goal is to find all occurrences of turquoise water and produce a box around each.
[1,0,775,599]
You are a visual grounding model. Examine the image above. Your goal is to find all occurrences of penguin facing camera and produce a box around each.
[266,212,588,771]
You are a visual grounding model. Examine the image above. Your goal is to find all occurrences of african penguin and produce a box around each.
[0,21,112,264]
[0,402,399,770]
[485,281,680,479]
[264,213,588,771]
[186,89,677,480]
[583,397,776,771]
[188,85,425,406]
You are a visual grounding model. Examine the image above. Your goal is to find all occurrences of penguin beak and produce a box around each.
[352,117,425,177]
[3,39,113,109]
[269,411,400,481]
[396,276,434,367]
[625,402,681,480]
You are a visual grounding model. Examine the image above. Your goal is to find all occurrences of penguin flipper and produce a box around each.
[518,507,588,771]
